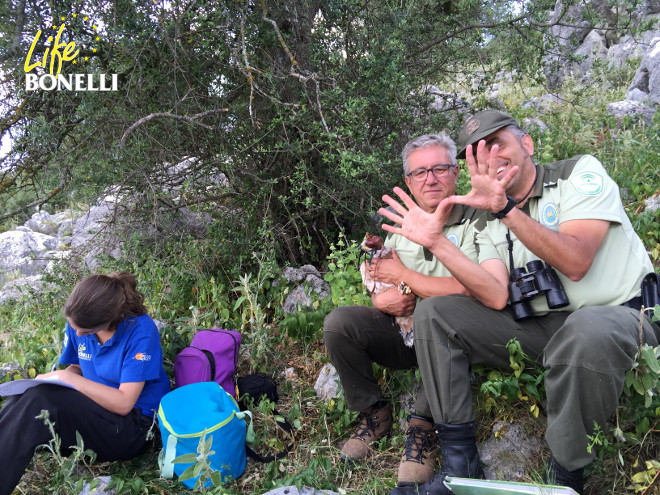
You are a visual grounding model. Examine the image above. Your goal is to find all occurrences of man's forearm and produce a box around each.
[429,237,510,309]
[500,208,608,281]
[401,269,468,299]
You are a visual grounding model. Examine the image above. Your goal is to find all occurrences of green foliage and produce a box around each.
[36,410,97,493]
[630,460,660,493]
[1,2,660,493]
[0,291,68,380]
[7,0,622,266]
[281,232,374,347]
[281,233,373,345]
[231,255,285,372]
[624,342,660,409]
[173,430,226,492]
[324,236,372,308]
[280,304,327,346]
[477,339,546,418]
[586,422,611,455]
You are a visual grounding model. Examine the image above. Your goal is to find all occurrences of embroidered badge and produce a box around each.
[569,172,603,195]
[77,343,92,361]
[446,233,460,247]
[465,118,480,135]
[135,352,151,361]
[541,202,559,229]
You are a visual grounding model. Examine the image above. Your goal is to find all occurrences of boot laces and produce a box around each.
[351,411,380,442]
[402,425,435,463]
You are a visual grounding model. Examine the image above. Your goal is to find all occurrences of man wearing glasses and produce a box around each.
[380,110,657,494]
[323,133,483,486]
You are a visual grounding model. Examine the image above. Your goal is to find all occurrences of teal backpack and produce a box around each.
[158,381,253,488]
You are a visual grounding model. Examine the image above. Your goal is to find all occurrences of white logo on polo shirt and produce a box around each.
[570,172,603,195]
[77,343,92,361]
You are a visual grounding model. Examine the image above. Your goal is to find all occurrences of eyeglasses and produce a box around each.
[406,164,456,182]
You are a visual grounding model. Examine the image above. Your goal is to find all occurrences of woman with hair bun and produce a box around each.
[0,272,171,495]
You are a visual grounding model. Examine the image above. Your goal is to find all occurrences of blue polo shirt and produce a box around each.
[59,314,171,418]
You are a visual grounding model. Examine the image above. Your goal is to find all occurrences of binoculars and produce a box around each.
[509,260,569,320]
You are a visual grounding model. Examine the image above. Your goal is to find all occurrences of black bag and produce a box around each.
[642,272,659,312]
[237,373,279,405]
[237,373,293,462]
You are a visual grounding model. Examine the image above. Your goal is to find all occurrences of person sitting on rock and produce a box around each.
[323,133,483,485]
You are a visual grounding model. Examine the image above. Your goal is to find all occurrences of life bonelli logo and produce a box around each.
[24,12,118,92]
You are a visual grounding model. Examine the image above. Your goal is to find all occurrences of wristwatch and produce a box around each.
[493,196,517,219]
[398,281,412,295]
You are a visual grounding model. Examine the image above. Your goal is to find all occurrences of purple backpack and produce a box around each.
[174,328,241,397]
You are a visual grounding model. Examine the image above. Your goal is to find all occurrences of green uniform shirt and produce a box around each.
[385,204,480,294]
[475,154,653,313]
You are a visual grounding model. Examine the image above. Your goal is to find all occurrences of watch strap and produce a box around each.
[493,196,517,219]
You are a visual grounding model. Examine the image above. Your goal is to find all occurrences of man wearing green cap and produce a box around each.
[379,109,658,494]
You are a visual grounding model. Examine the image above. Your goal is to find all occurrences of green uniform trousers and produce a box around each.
[323,305,431,416]
[413,294,659,471]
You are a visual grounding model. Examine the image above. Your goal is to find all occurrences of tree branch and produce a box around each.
[0,168,70,223]
[414,10,639,57]
[119,109,228,148]
[129,192,239,214]
[5,0,26,60]
[415,14,529,55]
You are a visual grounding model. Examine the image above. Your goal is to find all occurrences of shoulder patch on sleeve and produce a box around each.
[446,233,459,247]
[569,171,604,195]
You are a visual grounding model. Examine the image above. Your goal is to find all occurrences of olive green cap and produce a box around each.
[457,110,519,159]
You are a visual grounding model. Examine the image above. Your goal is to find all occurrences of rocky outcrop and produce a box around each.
[626,36,660,105]
[480,422,547,480]
[314,363,340,401]
[281,265,330,314]
[0,190,213,304]
[541,0,660,122]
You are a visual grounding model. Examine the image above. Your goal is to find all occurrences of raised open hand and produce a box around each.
[378,187,452,251]
[445,141,518,213]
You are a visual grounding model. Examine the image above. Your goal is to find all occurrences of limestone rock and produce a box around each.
[479,421,546,481]
[78,476,115,495]
[607,100,656,125]
[627,37,660,105]
[314,363,340,401]
[282,265,330,314]
[0,230,62,282]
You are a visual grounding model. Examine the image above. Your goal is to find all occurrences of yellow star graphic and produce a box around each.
[93,48,97,52]
[72,60,76,64]
[53,25,58,29]
[96,36,100,41]
[85,57,88,61]
[84,16,88,21]
[73,13,77,18]
[93,25,97,29]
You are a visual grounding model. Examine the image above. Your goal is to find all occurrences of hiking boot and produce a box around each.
[340,401,393,461]
[390,422,483,495]
[397,415,438,484]
[543,455,584,494]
